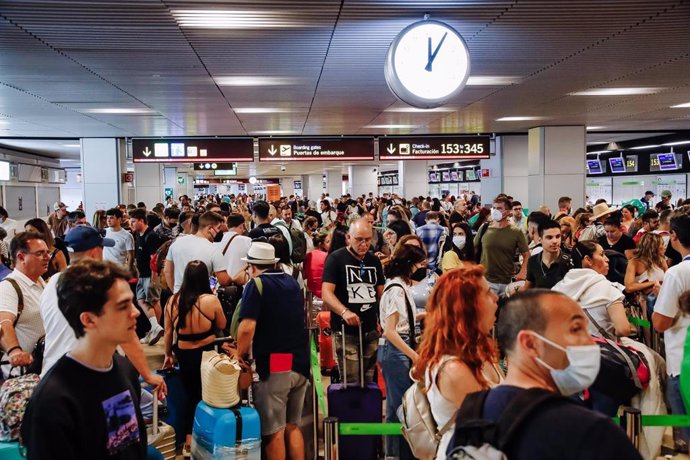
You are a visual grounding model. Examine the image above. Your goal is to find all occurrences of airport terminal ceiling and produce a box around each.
[0,1,689,177]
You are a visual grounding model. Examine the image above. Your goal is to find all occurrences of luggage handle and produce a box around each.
[152,387,159,437]
[340,322,364,389]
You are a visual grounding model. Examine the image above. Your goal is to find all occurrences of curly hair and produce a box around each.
[412,265,498,387]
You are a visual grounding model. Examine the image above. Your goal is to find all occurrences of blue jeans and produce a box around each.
[378,340,414,459]
[487,282,509,299]
[667,376,690,442]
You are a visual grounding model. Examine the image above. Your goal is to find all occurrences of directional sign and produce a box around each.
[258,137,375,161]
[132,138,254,163]
[378,136,490,160]
[193,162,237,171]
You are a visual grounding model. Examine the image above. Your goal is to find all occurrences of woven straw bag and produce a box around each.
[200,351,241,408]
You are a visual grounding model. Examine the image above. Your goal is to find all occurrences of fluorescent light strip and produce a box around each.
[63,144,81,148]
[235,108,304,114]
[250,130,301,135]
[495,116,545,122]
[385,107,455,113]
[466,76,519,86]
[588,150,611,155]
[629,144,661,150]
[570,87,663,96]
[586,126,606,130]
[364,124,418,129]
[172,10,309,29]
[216,76,298,86]
[662,140,690,146]
[671,102,690,108]
[79,108,157,114]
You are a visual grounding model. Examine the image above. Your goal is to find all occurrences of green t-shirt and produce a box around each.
[476,225,529,284]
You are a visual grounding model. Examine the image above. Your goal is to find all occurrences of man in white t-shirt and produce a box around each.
[218,213,252,285]
[652,206,690,444]
[0,232,49,377]
[0,206,18,243]
[103,208,135,274]
[164,211,231,293]
[38,226,166,395]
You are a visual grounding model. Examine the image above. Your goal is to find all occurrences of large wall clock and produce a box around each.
[385,19,471,109]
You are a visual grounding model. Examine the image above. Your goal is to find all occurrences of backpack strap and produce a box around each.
[222,233,239,256]
[495,388,565,450]
[230,407,244,447]
[451,390,494,448]
[382,282,416,351]
[3,279,24,326]
[582,307,615,342]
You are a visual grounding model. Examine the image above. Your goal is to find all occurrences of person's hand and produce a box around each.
[8,349,32,368]
[415,312,427,322]
[342,309,361,326]
[162,354,175,370]
[411,352,420,363]
[652,281,662,296]
[221,342,240,360]
[144,372,168,399]
[514,273,526,282]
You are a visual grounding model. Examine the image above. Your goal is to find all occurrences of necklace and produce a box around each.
[539,251,559,278]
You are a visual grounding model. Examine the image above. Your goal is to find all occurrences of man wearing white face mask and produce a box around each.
[463,290,641,459]
[474,196,529,297]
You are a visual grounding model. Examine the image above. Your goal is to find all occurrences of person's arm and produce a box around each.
[652,311,675,332]
[209,296,227,331]
[624,260,658,293]
[215,270,231,287]
[623,248,634,260]
[162,298,175,369]
[0,312,33,367]
[322,281,360,326]
[607,300,632,337]
[382,312,418,361]
[515,251,530,280]
[236,318,256,357]
[653,270,679,333]
[518,280,533,293]
[120,330,167,397]
[127,249,136,275]
[164,260,174,292]
[53,250,67,273]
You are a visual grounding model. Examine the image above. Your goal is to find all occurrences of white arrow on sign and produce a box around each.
[387,143,396,154]
[268,145,277,156]
[142,147,152,157]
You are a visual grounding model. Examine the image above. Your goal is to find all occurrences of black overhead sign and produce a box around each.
[131,138,254,163]
[193,162,237,171]
[258,137,375,161]
[378,136,491,160]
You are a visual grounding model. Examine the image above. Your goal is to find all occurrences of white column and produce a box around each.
[500,135,529,203]
[528,126,586,212]
[399,160,427,198]
[303,174,323,200]
[134,163,165,207]
[348,165,377,198]
[281,177,295,197]
[325,170,341,199]
[480,141,503,203]
[81,138,126,216]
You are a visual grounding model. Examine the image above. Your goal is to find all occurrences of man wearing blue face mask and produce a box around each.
[450,290,641,459]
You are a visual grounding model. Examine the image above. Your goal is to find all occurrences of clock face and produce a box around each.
[385,20,470,108]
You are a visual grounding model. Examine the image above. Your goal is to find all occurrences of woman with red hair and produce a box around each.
[411,265,503,459]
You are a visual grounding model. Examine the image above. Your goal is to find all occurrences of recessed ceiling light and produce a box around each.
[62,144,81,148]
[216,76,298,86]
[250,130,301,135]
[495,116,545,122]
[364,124,418,129]
[466,76,519,86]
[384,107,455,113]
[586,126,606,130]
[671,102,690,108]
[662,140,690,146]
[570,87,663,96]
[629,144,661,150]
[172,10,310,29]
[79,108,157,114]
[588,150,611,155]
[234,108,305,114]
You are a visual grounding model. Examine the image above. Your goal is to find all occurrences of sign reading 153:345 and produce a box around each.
[378,136,490,160]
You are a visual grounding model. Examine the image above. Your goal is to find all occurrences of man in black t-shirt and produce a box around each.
[477,290,642,460]
[598,217,636,259]
[22,260,148,460]
[322,218,384,385]
[248,201,281,240]
[520,220,573,292]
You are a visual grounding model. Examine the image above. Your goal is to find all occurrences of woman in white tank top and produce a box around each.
[411,266,504,460]
[624,232,668,329]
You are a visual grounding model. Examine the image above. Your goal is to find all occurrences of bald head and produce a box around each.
[348,218,373,258]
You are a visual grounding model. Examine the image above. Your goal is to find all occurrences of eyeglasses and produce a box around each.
[23,250,50,258]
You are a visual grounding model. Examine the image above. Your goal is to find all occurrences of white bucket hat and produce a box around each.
[241,241,280,265]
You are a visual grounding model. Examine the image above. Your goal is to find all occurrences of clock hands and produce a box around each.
[425,31,448,72]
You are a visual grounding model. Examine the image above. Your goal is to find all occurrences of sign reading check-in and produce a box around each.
[378,136,491,160]
[258,137,375,161]
[131,138,254,163]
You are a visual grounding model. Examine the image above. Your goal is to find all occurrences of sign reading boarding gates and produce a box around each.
[379,136,491,160]
[131,137,254,163]
[258,137,375,161]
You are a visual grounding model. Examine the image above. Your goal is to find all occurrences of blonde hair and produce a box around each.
[632,232,665,270]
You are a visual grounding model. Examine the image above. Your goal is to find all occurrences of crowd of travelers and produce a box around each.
[1,187,690,460]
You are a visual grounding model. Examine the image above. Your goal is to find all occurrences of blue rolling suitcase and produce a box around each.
[327,325,382,460]
[156,367,187,447]
[191,401,261,459]
[0,441,23,460]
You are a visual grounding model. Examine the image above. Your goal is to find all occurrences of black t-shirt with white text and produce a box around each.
[22,354,146,460]
[322,247,384,334]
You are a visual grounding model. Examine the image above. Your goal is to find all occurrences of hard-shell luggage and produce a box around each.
[0,441,23,460]
[147,389,176,460]
[316,311,336,372]
[156,367,187,447]
[327,325,382,460]
[191,401,261,460]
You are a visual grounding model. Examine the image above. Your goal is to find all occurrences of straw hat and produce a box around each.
[591,202,617,221]
[241,241,280,265]
[200,351,241,408]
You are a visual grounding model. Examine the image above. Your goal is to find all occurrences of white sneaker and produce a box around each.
[140,325,164,345]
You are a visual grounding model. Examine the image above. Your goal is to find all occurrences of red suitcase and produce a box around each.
[316,311,336,372]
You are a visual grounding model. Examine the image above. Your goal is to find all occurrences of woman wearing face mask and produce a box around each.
[442,222,475,272]
[378,244,427,460]
[412,266,503,460]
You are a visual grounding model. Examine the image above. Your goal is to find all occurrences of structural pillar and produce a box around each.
[80,138,127,216]
[281,177,296,198]
[399,160,427,198]
[528,126,586,212]
[325,170,342,199]
[480,140,503,203]
[499,135,529,203]
[303,174,323,201]
[348,165,377,198]
[134,163,165,207]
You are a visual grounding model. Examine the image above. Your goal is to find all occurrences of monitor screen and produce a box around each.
[586,159,603,174]
[608,157,625,173]
[450,170,459,181]
[657,153,678,171]
[466,169,477,181]
[442,171,450,182]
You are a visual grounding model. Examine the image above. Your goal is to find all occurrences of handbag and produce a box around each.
[200,351,241,408]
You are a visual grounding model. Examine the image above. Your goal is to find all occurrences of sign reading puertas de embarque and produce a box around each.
[258,137,375,161]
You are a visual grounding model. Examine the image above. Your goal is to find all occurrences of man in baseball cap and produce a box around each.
[64,225,115,253]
